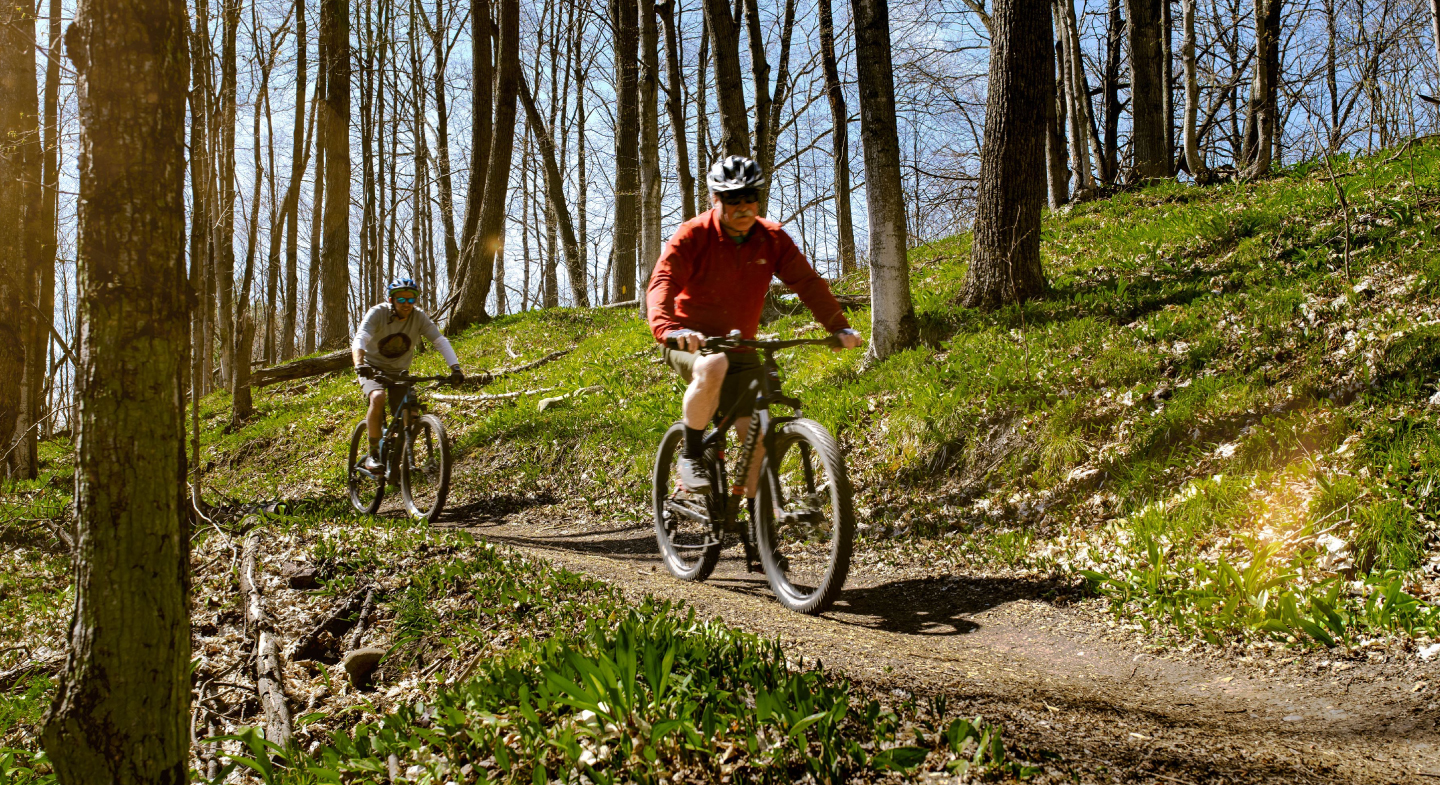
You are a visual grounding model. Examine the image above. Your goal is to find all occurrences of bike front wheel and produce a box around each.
[347,421,385,515]
[755,418,856,614]
[652,422,722,581]
[402,414,450,522]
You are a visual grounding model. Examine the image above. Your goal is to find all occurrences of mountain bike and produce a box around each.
[653,331,856,614]
[346,371,452,522]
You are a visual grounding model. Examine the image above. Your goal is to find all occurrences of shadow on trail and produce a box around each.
[480,525,657,557]
[827,576,1069,637]
[442,492,559,525]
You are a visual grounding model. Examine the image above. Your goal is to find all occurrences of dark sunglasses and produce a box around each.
[393,296,417,304]
[719,190,759,206]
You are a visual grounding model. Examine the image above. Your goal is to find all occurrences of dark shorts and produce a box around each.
[663,347,765,422]
[358,377,401,399]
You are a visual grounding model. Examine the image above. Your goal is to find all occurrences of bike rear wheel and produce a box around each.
[755,418,855,614]
[402,413,450,521]
[347,421,385,515]
[652,422,722,581]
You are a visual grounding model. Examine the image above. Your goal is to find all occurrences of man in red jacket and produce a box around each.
[646,156,864,499]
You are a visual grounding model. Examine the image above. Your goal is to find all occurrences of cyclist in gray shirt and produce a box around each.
[351,278,464,471]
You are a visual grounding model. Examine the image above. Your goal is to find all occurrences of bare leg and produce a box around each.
[366,390,387,442]
[681,353,728,430]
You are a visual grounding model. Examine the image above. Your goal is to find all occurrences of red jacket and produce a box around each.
[645,208,851,344]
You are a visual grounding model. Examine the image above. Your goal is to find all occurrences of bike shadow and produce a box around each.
[823,576,1068,637]
[440,492,560,525]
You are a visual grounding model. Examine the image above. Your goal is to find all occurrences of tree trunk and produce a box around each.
[1101,0,1121,184]
[448,0,520,331]
[1180,0,1205,176]
[1058,0,1093,191]
[817,0,856,274]
[658,1,695,221]
[1242,0,1279,178]
[962,0,1051,309]
[431,0,460,283]
[41,1,191,780]
[851,0,916,359]
[282,0,306,361]
[305,33,327,357]
[217,0,240,385]
[0,0,40,477]
[695,23,711,207]
[456,0,494,292]
[639,0,662,289]
[320,0,352,349]
[744,0,771,174]
[519,74,588,307]
[1126,0,1167,180]
[1046,37,1070,208]
[611,0,641,302]
[1430,0,1440,108]
[34,0,61,463]
[575,19,590,303]
[702,0,750,156]
[1161,0,1174,175]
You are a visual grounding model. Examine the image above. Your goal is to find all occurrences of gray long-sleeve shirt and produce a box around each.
[351,304,460,373]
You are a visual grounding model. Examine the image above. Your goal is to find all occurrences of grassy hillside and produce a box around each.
[7,140,1440,774]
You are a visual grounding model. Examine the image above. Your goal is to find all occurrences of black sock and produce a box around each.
[747,497,757,522]
[683,426,705,459]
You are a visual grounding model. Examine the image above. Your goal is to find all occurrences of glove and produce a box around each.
[356,365,376,379]
[448,365,465,384]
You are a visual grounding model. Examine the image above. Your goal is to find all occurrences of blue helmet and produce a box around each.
[387,278,421,297]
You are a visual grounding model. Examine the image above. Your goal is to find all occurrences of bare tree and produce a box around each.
[0,0,40,477]
[1128,0,1169,179]
[818,0,857,273]
[611,0,641,301]
[41,0,191,779]
[457,0,494,295]
[639,0,663,286]
[320,0,352,348]
[702,0,751,156]
[963,0,1051,308]
[658,0,696,220]
[852,0,917,358]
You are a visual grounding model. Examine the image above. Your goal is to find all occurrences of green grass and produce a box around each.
[9,140,1440,772]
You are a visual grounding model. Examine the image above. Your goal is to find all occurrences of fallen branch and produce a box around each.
[537,385,604,411]
[251,349,351,389]
[344,586,378,651]
[240,528,293,749]
[290,586,372,662]
[465,349,572,387]
[432,386,559,404]
[0,655,63,693]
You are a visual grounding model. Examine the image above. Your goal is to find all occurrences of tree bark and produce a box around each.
[817,0,856,274]
[658,1,696,221]
[41,0,192,780]
[1242,0,1279,178]
[320,0,352,349]
[447,0,520,331]
[1126,0,1167,180]
[1180,0,1205,177]
[744,0,771,170]
[430,0,461,283]
[962,0,1051,309]
[701,0,750,156]
[282,0,307,361]
[610,0,641,302]
[639,0,663,288]
[217,0,240,384]
[456,0,494,292]
[0,0,43,478]
[305,32,327,357]
[1058,0,1093,191]
[1046,38,1070,208]
[1101,0,1121,184]
[519,75,589,307]
[851,0,916,358]
[695,23,711,208]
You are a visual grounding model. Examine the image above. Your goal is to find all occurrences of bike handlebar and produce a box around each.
[371,371,454,386]
[665,331,842,354]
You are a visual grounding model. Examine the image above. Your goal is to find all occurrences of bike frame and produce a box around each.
[361,373,445,477]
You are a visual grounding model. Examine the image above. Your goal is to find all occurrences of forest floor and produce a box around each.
[9,143,1440,781]
[454,494,1439,784]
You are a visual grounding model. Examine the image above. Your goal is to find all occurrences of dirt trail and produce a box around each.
[446,501,1439,784]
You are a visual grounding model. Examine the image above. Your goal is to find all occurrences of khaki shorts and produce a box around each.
[663,348,765,423]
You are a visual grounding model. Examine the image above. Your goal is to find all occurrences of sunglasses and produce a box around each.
[719,190,759,206]
[393,296,417,304]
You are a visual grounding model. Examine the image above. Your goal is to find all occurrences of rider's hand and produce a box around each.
[448,364,465,384]
[355,364,376,379]
[832,328,865,352]
[666,329,705,353]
